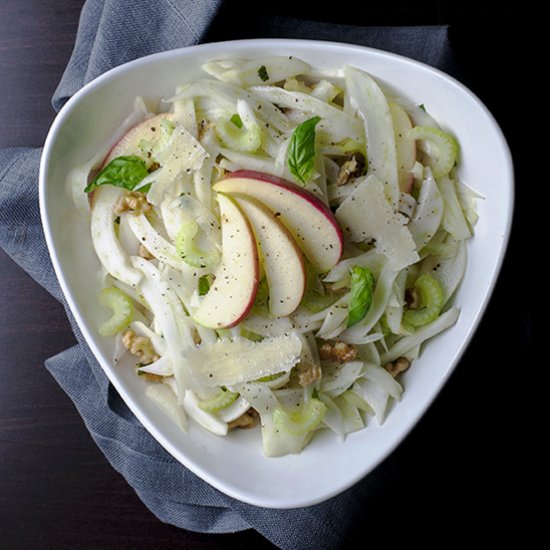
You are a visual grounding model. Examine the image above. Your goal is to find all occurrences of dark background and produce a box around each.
[0,1,527,547]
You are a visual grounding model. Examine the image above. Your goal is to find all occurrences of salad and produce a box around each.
[71,56,479,457]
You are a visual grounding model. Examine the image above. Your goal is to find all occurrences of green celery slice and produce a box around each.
[175,221,219,268]
[403,273,444,328]
[273,398,327,436]
[198,388,239,412]
[408,125,459,178]
[99,287,134,336]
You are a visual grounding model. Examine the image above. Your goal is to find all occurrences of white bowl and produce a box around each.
[39,39,513,509]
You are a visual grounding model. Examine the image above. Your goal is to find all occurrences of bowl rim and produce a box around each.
[39,38,514,508]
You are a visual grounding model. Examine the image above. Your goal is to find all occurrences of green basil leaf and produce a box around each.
[287,115,321,184]
[85,156,149,193]
[347,266,375,327]
[230,113,243,128]
[258,65,269,82]
[198,274,211,296]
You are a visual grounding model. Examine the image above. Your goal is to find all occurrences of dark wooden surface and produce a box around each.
[0,1,528,548]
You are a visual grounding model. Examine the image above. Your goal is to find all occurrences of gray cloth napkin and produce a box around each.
[0,1,458,548]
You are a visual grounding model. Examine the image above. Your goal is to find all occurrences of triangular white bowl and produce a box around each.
[39,39,513,509]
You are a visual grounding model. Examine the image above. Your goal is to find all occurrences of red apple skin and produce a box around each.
[218,170,344,272]
[234,195,306,317]
[102,113,172,167]
[87,114,174,201]
[222,197,260,328]
[222,273,259,328]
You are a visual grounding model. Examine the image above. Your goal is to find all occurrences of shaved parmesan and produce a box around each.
[336,175,419,269]
[145,125,208,205]
[185,333,302,387]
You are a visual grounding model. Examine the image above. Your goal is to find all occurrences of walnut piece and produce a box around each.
[385,356,411,377]
[337,152,366,186]
[297,362,322,387]
[405,287,420,309]
[228,409,259,430]
[122,329,159,365]
[114,192,151,215]
[319,340,358,363]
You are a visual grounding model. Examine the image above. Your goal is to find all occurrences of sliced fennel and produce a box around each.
[439,176,472,241]
[352,378,390,424]
[249,85,364,143]
[382,307,460,363]
[409,171,443,249]
[321,361,364,398]
[182,390,228,436]
[422,240,467,304]
[91,186,142,286]
[344,65,399,205]
[363,364,403,400]
[334,394,365,435]
[203,56,311,87]
[138,354,173,376]
[146,383,187,432]
[127,213,182,269]
[131,257,199,397]
[216,396,251,423]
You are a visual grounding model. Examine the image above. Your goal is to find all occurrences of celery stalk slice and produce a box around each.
[99,287,134,336]
[175,221,220,268]
[403,273,444,328]
[408,126,459,178]
[198,388,240,412]
[273,398,327,436]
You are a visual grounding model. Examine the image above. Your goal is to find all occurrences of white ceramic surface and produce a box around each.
[39,39,513,509]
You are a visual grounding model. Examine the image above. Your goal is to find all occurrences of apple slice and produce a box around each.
[193,194,259,329]
[389,103,416,193]
[233,195,306,317]
[214,170,343,273]
[103,113,172,165]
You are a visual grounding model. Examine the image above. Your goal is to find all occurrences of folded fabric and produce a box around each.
[0,1,458,548]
